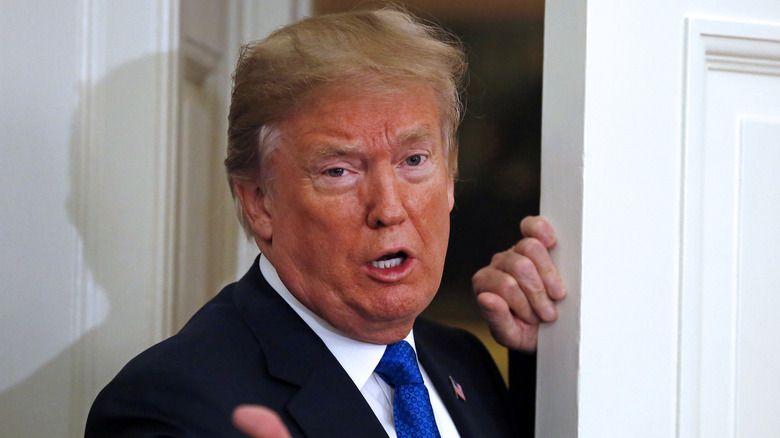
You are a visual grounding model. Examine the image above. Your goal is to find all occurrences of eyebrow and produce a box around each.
[308,126,438,165]
[312,143,360,160]
[396,127,437,145]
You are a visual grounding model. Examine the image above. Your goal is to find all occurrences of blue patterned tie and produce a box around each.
[375,341,441,438]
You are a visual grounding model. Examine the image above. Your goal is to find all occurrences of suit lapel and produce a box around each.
[286,361,387,437]
[232,260,387,437]
[415,325,481,438]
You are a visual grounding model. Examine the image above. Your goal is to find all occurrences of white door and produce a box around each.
[0,1,309,436]
[175,1,314,331]
[539,0,780,437]
[176,0,236,331]
[0,1,180,436]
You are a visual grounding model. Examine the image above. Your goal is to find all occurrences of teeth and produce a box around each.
[372,256,403,269]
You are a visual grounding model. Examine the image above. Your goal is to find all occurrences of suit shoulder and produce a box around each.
[85,282,263,437]
[413,317,505,391]
[130,282,256,368]
[414,317,492,356]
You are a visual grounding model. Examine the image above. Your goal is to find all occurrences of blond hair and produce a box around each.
[225,7,467,237]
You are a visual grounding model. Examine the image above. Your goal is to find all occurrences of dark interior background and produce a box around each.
[313,0,544,377]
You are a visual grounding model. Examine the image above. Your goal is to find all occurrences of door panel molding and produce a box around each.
[68,0,180,434]
[679,17,780,438]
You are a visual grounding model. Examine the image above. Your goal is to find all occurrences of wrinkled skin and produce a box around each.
[230,216,567,437]
[472,216,566,352]
[235,80,454,344]
[233,82,567,438]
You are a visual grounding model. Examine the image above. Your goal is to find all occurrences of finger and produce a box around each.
[514,238,567,301]
[472,263,540,325]
[520,216,557,249]
[476,292,538,352]
[233,405,292,438]
[493,250,558,322]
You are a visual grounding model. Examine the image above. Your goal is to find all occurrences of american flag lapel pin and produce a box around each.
[449,375,466,402]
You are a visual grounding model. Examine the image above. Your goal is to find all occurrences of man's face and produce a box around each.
[249,80,454,344]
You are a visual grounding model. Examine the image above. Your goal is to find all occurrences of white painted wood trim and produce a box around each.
[154,0,181,342]
[229,0,313,277]
[69,2,102,431]
[536,0,586,436]
[678,17,780,438]
[68,1,180,434]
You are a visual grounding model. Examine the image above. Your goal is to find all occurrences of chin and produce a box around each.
[364,288,435,323]
[330,283,439,343]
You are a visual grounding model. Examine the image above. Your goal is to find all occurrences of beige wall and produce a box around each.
[313,0,543,21]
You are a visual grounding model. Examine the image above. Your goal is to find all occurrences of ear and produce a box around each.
[447,176,455,212]
[233,181,274,241]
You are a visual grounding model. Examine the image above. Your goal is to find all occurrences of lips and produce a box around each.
[364,249,415,282]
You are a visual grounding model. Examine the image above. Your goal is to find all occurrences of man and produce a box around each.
[86,7,564,438]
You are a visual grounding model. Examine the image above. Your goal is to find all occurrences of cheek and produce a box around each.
[284,185,357,225]
[279,195,364,258]
[415,182,452,226]
[409,186,452,264]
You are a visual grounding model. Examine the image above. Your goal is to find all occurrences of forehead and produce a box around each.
[277,80,442,153]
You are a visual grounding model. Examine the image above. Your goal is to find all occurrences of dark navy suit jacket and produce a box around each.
[85,259,522,437]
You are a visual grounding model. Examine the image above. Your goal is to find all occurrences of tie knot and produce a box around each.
[375,340,423,387]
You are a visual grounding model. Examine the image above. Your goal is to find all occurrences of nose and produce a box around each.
[365,167,408,229]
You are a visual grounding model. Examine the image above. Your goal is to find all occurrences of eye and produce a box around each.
[405,154,424,166]
[325,168,345,177]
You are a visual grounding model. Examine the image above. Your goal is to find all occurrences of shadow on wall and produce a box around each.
[0,53,177,437]
[0,17,545,432]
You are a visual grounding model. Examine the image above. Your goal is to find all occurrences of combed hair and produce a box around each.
[225,6,467,237]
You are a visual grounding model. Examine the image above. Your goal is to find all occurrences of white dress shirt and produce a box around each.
[259,255,460,437]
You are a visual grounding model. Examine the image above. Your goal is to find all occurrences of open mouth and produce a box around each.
[371,251,407,269]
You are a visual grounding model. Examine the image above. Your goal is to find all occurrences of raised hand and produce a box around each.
[472,216,566,352]
[233,405,292,438]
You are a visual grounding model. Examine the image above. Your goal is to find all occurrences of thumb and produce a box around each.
[477,293,520,345]
[233,405,292,438]
[477,292,538,352]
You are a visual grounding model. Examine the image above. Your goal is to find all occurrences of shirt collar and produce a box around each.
[259,254,417,390]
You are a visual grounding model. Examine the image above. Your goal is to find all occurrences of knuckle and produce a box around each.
[527,285,547,299]
[521,215,541,232]
[491,248,512,264]
[471,268,489,288]
[509,256,535,275]
[495,274,518,296]
[520,215,539,230]
[515,237,543,255]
